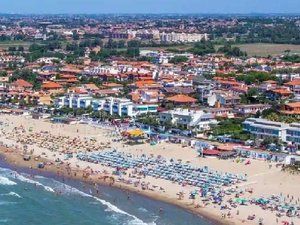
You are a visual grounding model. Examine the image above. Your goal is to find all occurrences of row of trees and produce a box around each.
[236,71,277,85]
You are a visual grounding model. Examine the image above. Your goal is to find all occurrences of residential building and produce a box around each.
[205,107,235,118]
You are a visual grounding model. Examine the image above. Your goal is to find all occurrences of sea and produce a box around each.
[0,162,215,225]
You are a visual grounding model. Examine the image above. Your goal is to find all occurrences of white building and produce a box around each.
[159,108,217,131]
[286,123,300,146]
[243,118,289,141]
[285,155,300,165]
[55,94,158,117]
[37,57,61,64]
[160,32,209,43]
[55,94,94,109]
[92,97,158,117]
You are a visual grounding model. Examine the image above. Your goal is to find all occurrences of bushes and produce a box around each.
[188,41,215,56]
[218,44,247,57]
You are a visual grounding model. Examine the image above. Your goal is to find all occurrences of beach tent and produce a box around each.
[123,129,144,138]
[235,198,247,205]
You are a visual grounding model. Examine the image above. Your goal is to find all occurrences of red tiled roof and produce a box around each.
[102,82,123,88]
[272,88,292,95]
[135,80,155,88]
[12,79,33,88]
[84,83,99,91]
[130,92,140,102]
[285,102,300,108]
[166,94,197,103]
[42,82,62,89]
[285,80,300,86]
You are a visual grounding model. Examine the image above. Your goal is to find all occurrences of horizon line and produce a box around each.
[0,12,300,16]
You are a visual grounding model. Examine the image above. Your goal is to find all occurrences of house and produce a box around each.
[130,89,164,104]
[268,88,293,100]
[234,104,271,116]
[102,82,123,91]
[41,81,63,93]
[82,83,99,93]
[10,79,33,90]
[166,94,197,105]
[205,107,235,118]
[258,80,278,92]
[285,79,300,95]
[206,90,241,107]
[281,102,300,116]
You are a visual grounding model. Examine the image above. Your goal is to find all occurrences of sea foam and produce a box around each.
[13,173,55,193]
[40,179,155,225]
[7,192,22,198]
[1,192,22,198]
[0,176,17,186]
[0,168,55,192]
[0,167,155,225]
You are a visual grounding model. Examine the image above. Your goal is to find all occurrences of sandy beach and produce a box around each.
[0,114,299,225]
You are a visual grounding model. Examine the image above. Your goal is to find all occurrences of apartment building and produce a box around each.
[159,108,217,131]
[286,123,300,146]
[55,94,157,117]
[243,118,289,141]
[92,97,158,117]
[55,94,94,109]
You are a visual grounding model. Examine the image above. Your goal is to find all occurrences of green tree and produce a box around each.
[169,56,189,64]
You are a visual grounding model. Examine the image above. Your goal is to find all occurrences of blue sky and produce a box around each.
[0,0,299,14]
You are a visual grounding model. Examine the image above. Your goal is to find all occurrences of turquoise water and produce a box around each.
[0,166,215,225]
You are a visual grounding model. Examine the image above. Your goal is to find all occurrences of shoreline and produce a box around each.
[0,147,230,225]
[1,114,299,225]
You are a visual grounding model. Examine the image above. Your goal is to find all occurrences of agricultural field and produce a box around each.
[235,43,300,57]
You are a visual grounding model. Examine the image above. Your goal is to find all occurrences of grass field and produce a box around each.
[143,43,300,57]
[1,40,300,58]
[234,43,300,57]
[0,41,33,49]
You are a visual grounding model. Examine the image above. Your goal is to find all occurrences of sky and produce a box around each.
[0,0,299,14]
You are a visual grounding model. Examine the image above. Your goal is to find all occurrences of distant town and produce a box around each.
[0,14,299,152]
[1,13,300,225]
